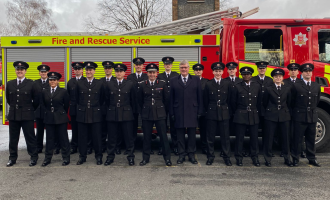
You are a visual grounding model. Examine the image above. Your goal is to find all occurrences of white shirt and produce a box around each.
[258,75,265,81]
[245,82,251,86]
[136,72,142,79]
[290,77,297,82]
[181,74,189,83]
[76,76,82,80]
[275,84,281,89]
[165,72,171,77]
[41,78,48,83]
[17,77,25,85]
[50,86,57,93]
[117,79,123,85]
[303,79,311,86]
[230,77,236,82]
[106,76,113,81]
[87,79,93,84]
[214,78,221,84]
[149,80,155,85]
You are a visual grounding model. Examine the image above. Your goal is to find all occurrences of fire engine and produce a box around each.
[1,18,330,151]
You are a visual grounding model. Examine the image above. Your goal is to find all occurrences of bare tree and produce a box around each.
[0,23,13,36]
[219,0,233,11]
[84,0,172,32]
[5,0,58,36]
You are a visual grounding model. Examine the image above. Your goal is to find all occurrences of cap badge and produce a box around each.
[107,62,109,65]
[276,71,280,74]
[167,58,169,60]
[217,64,220,66]
[230,64,233,66]
[43,66,45,69]
[245,68,248,71]
[76,63,78,66]
[292,64,295,67]
[88,63,90,66]
[18,63,21,66]
[52,73,54,76]
[137,59,140,61]
[261,63,264,65]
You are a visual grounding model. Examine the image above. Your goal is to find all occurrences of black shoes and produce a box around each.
[173,148,179,156]
[309,160,321,167]
[301,151,307,158]
[177,157,185,164]
[158,148,163,155]
[206,158,214,165]
[219,151,224,157]
[96,158,103,165]
[188,157,198,164]
[128,159,135,166]
[87,148,93,155]
[115,149,121,155]
[139,160,149,166]
[62,160,70,166]
[29,160,37,167]
[252,158,260,167]
[54,149,60,155]
[284,159,293,167]
[165,160,172,166]
[76,158,86,165]
[293,159,299,167]
[6,160,16,167]
[70,148,77,154]
[42,160,51,167]
[236,160,243,166]
[224,159,232,166]
[104,158,114,166]
[265,161,272,167]
[242,151,250,157]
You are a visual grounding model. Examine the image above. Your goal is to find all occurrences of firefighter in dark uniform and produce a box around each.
[74,61,104,165]
[104,64,137,166]
[251,61,273,156]
[137,63,172,166]
[6,61,38,167]
[34,64,50,153]
[158,56,180,155]
[263,68,293,167]
[67,62,86,154]
[127,57,148,153]
[41,72,71,167]
[283,63,306,159]
[231,67,262,167]
[192,63,208,154]
[204,62,232,166]
[291,63,321,167]
[223,62,244,157]
[99,61,118,154]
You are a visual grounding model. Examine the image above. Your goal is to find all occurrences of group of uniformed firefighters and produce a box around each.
[5,56,321,168]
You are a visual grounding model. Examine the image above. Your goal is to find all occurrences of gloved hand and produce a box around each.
[171,115,175,121]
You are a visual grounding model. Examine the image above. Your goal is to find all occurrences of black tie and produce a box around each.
[18,80,21,85]
[51,88,55,97]
[138,74,141,79]
[277,86,281,91]
[292,80,295,83]
[261,79,264,84]
[217,81,220,85]
[167,74,169,78]
[151,82,154,86]
[232,78,234,83]
[307,82,310,90]
[89,81,92,85]
[183,77,187,85]
[107,78,109,82]
[118,81,122,86]
[42,80,45,84]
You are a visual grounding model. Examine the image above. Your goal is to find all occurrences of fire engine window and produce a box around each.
[318,30,330,62]
[244,29,284,66]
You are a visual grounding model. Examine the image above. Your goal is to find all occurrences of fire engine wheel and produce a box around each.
[315,108,330,152]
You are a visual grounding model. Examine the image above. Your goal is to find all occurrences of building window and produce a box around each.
[244,29,284,66]
[318,30,330,62]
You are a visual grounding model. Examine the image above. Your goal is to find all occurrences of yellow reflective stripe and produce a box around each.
[7,62,43,81]
[66,48,70,86]
[321,87,325,93]
[2,48,5,125]
[158,61,198,74]
[324,74,330,88]
[325,65,330,74]
[239,62,274,78]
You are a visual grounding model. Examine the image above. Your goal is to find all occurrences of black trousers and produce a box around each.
[289,120,306,154]
[116,126,123,149]
[263,120,291,163]
[199,116,207,150]
[235,123,259,161]
[292,121,316,161]
[259,116,265,148]
[36,118,45,151]
[176,127,196,159]
[206,119,231,159]
[133,113,139,143]
[9,120,38,161]
[107,121,135,160]
[101,118,108,150]
[166,112,177,148]
[70,115,78,150]
[78,122,102,159]
[44,123,70,161]
[142,120,171,161]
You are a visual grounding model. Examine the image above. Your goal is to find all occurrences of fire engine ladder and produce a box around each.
[116,7,259,35]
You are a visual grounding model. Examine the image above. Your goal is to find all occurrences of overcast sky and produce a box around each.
[0,0,329,32]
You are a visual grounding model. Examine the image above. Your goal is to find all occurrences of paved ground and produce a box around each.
[0,111,330,199]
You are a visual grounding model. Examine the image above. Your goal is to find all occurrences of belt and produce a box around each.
[217,100,221,107]
[278,105,281,110]
[51,107,54,112]
[247,106,251,111]
[117,103,120,107]
[307,107,311,111]
[87,103,91,108]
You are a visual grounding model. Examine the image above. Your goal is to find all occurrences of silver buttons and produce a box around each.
[89,89,91,91]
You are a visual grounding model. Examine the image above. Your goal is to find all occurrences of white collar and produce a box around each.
[303,79,311,85]
[76,76,82,80]
[149,80,155,85]
[106,76,112,80]
[17,77,25,83]
[245,82,250,86]
[117,79,123,84]
[258,75,265,80]
[290,77,297,81]
[275,84,281,88]
[87,78,94,83]
[136,72,142,77]
[50,86,57,92]
[165,71,171,76]
[214,78,221,82]
[41,78,47,82]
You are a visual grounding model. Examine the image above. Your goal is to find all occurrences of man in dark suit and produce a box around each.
[283,63,306,158]
[104,64,137,166]
[34,64,50,154]
[67,62,86,154]
[231,67,262,167]
[203,62,232,166]
[251,61,273,156]
[74,61,104,165]
[169,60,203,164]
[99,61,118,154]
[6,61,39,167]
[127,57,148,152]
[137,63,172,166]
[192,64,208,154]
[291,63,321,167]
[158,56,180,155]
[224,62,244,157]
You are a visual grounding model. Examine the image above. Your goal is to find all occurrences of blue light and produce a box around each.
[11,41,17,44]
[194,39,201,43]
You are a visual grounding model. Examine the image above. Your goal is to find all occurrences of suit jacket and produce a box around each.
[203,79,231,121]
[67,76,86,116]
[251,75,273,116]
[41,87,70,124]
[6,78,37,121]
[263,84,291,122]
[231,81,262,125]
[73,78,104,123]
[291,80,321,123]
[105,79,136,122]
[33,79,50,119]
[169,74,203,128]
[137,79,169,121]
[99,76,117,115]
